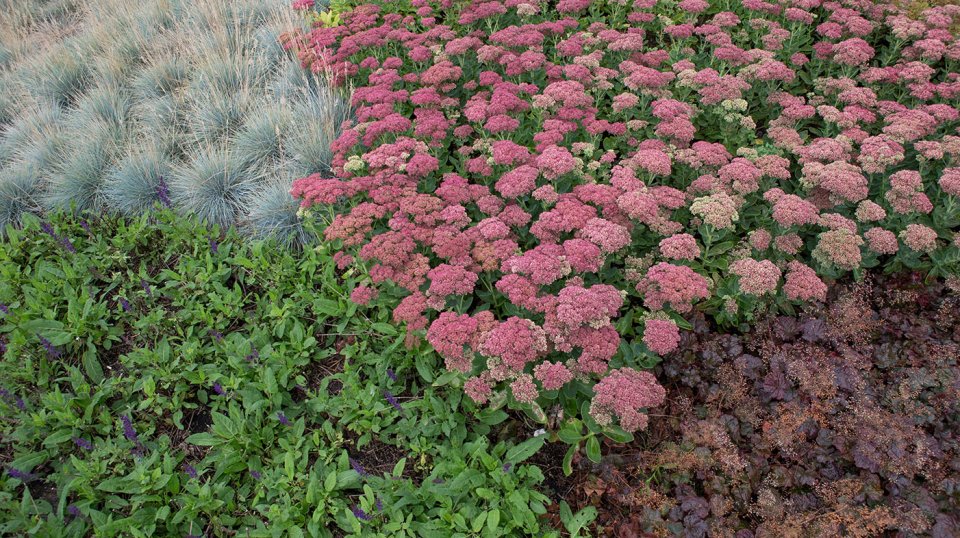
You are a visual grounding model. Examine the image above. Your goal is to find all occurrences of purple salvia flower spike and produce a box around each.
[121,415,139,444]
[349,457,368,477]
[156,177,172,209]
[352,505,371,521]
[383,390,403,412]
[72,437,93,451]
[7,468,32,481]
[183,463,198,479]
[38,335,62,359]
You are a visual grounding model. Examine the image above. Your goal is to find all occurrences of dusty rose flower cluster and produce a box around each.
[288,0,960,433]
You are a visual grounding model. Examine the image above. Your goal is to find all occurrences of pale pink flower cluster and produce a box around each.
[730,258,782,296]
[589,369,666,432]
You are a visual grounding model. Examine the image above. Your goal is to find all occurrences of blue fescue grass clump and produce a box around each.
[0,166,43,232]
[170,147,257,228]
[244,175,313,247]
[234,102,293,168]
[104,150,171,215]
[0,0,350,246]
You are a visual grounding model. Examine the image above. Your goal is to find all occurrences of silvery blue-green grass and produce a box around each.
[0,0,349,245]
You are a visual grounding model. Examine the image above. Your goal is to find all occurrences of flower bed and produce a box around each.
[286,0,960,438]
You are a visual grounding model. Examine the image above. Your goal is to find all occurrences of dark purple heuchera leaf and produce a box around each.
[801,318,826,342]
[383,390,403,412]
[352,505,371,521]
[72,437,93,451]
[277,412,291,426]
[38,335,62,359]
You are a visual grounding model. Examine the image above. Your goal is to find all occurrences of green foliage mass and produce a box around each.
[0,211,564,537]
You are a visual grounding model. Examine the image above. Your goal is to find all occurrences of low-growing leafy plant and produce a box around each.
[0,210,564,536]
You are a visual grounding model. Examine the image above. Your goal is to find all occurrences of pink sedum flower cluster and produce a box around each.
[287,0,960,434]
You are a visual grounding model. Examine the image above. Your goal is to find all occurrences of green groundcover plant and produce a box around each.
[285,0,960,459]
[0,211,567,537]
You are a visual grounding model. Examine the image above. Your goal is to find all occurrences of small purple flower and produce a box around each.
[0,303,9,315]
[41,222,57,238]
[352,505,371,521]
[349,457,368,478]
[386,368,397,382]
[60,237,77,253]
[502,463,512,473]
[7,468,32,481]
[14,397,25,410]
[375,497,383,511]
[209,238,219,254]
[212,382,224,396]
[38,335,62,359]
[182,463,198,479]
[0,388,9,399]
[246,346,259,362]
[156,177,172,209]
[121,415,139,444]
[72,437,93,451]
[118,297,131,312]
[250,469,262,480]
[277,412,291,426]
[67,504,81,518]
[209,330,223,343]
[432,478,444,485]
[140,279,152,297]
[383,390,403,412]
[80,220,91,233]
